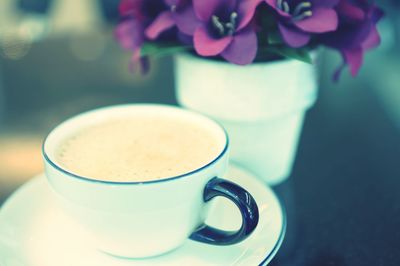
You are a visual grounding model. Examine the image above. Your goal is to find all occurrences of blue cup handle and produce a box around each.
[189,177,259,245]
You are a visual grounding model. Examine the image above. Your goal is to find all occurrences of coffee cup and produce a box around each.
[43,104,259,258]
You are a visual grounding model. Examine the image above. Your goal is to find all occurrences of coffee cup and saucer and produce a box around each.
[0,104,286,265]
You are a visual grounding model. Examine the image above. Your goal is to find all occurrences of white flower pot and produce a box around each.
[174,53,318,185]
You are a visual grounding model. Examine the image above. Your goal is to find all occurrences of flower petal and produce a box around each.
[343,48,363,77]
[114,19,144,51]
[164,0,178,6]
[362,26,381,50]
[333,48,364,81]
[119,0,144,19]
[178,32,194,45]
[278,23,310,48]
[347,22,374,49]
[119,0,134,15]
[237,0,263,31]
[221,27,258,65]
[312,0,340,8]
[193,0,222,21]
[371,6,384,24]
[336,1,365,22]
[294,8,338,33]
[173,6,201,35]
[145,11,175,40]
[194,25,233,56]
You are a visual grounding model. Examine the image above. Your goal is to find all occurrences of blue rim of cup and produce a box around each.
[42,104,230,186]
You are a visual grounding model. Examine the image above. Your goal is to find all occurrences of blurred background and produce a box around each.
[0,0,400,264]
[0,0,176,194]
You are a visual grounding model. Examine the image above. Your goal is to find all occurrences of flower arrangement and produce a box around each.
[115,0,384,79]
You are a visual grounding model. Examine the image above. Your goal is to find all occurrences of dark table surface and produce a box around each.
[270,77,400,266]
[0,34,399,266]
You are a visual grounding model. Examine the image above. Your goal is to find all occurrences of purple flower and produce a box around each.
[114,0,182,72]
[319,0,384,79]
[174,0,263,65]
[118,0,178,40]
[265,0,339,47]
[114,18,150,73]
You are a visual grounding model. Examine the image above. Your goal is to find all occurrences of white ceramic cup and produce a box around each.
[42,104,259,258]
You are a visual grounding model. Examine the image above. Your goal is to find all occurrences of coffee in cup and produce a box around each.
[55,115,222,183]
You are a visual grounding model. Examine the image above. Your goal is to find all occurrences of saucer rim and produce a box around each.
[259,196,287,265]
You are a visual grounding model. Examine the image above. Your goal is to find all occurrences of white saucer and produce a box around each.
[0,166,285,266]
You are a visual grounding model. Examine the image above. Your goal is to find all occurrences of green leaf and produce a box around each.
[141,43,191,58]
[263,46,313,64]
[267,31,284,45]
[140,43,158,56]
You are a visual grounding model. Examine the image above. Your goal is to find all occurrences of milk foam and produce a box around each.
[55,115,222,182]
